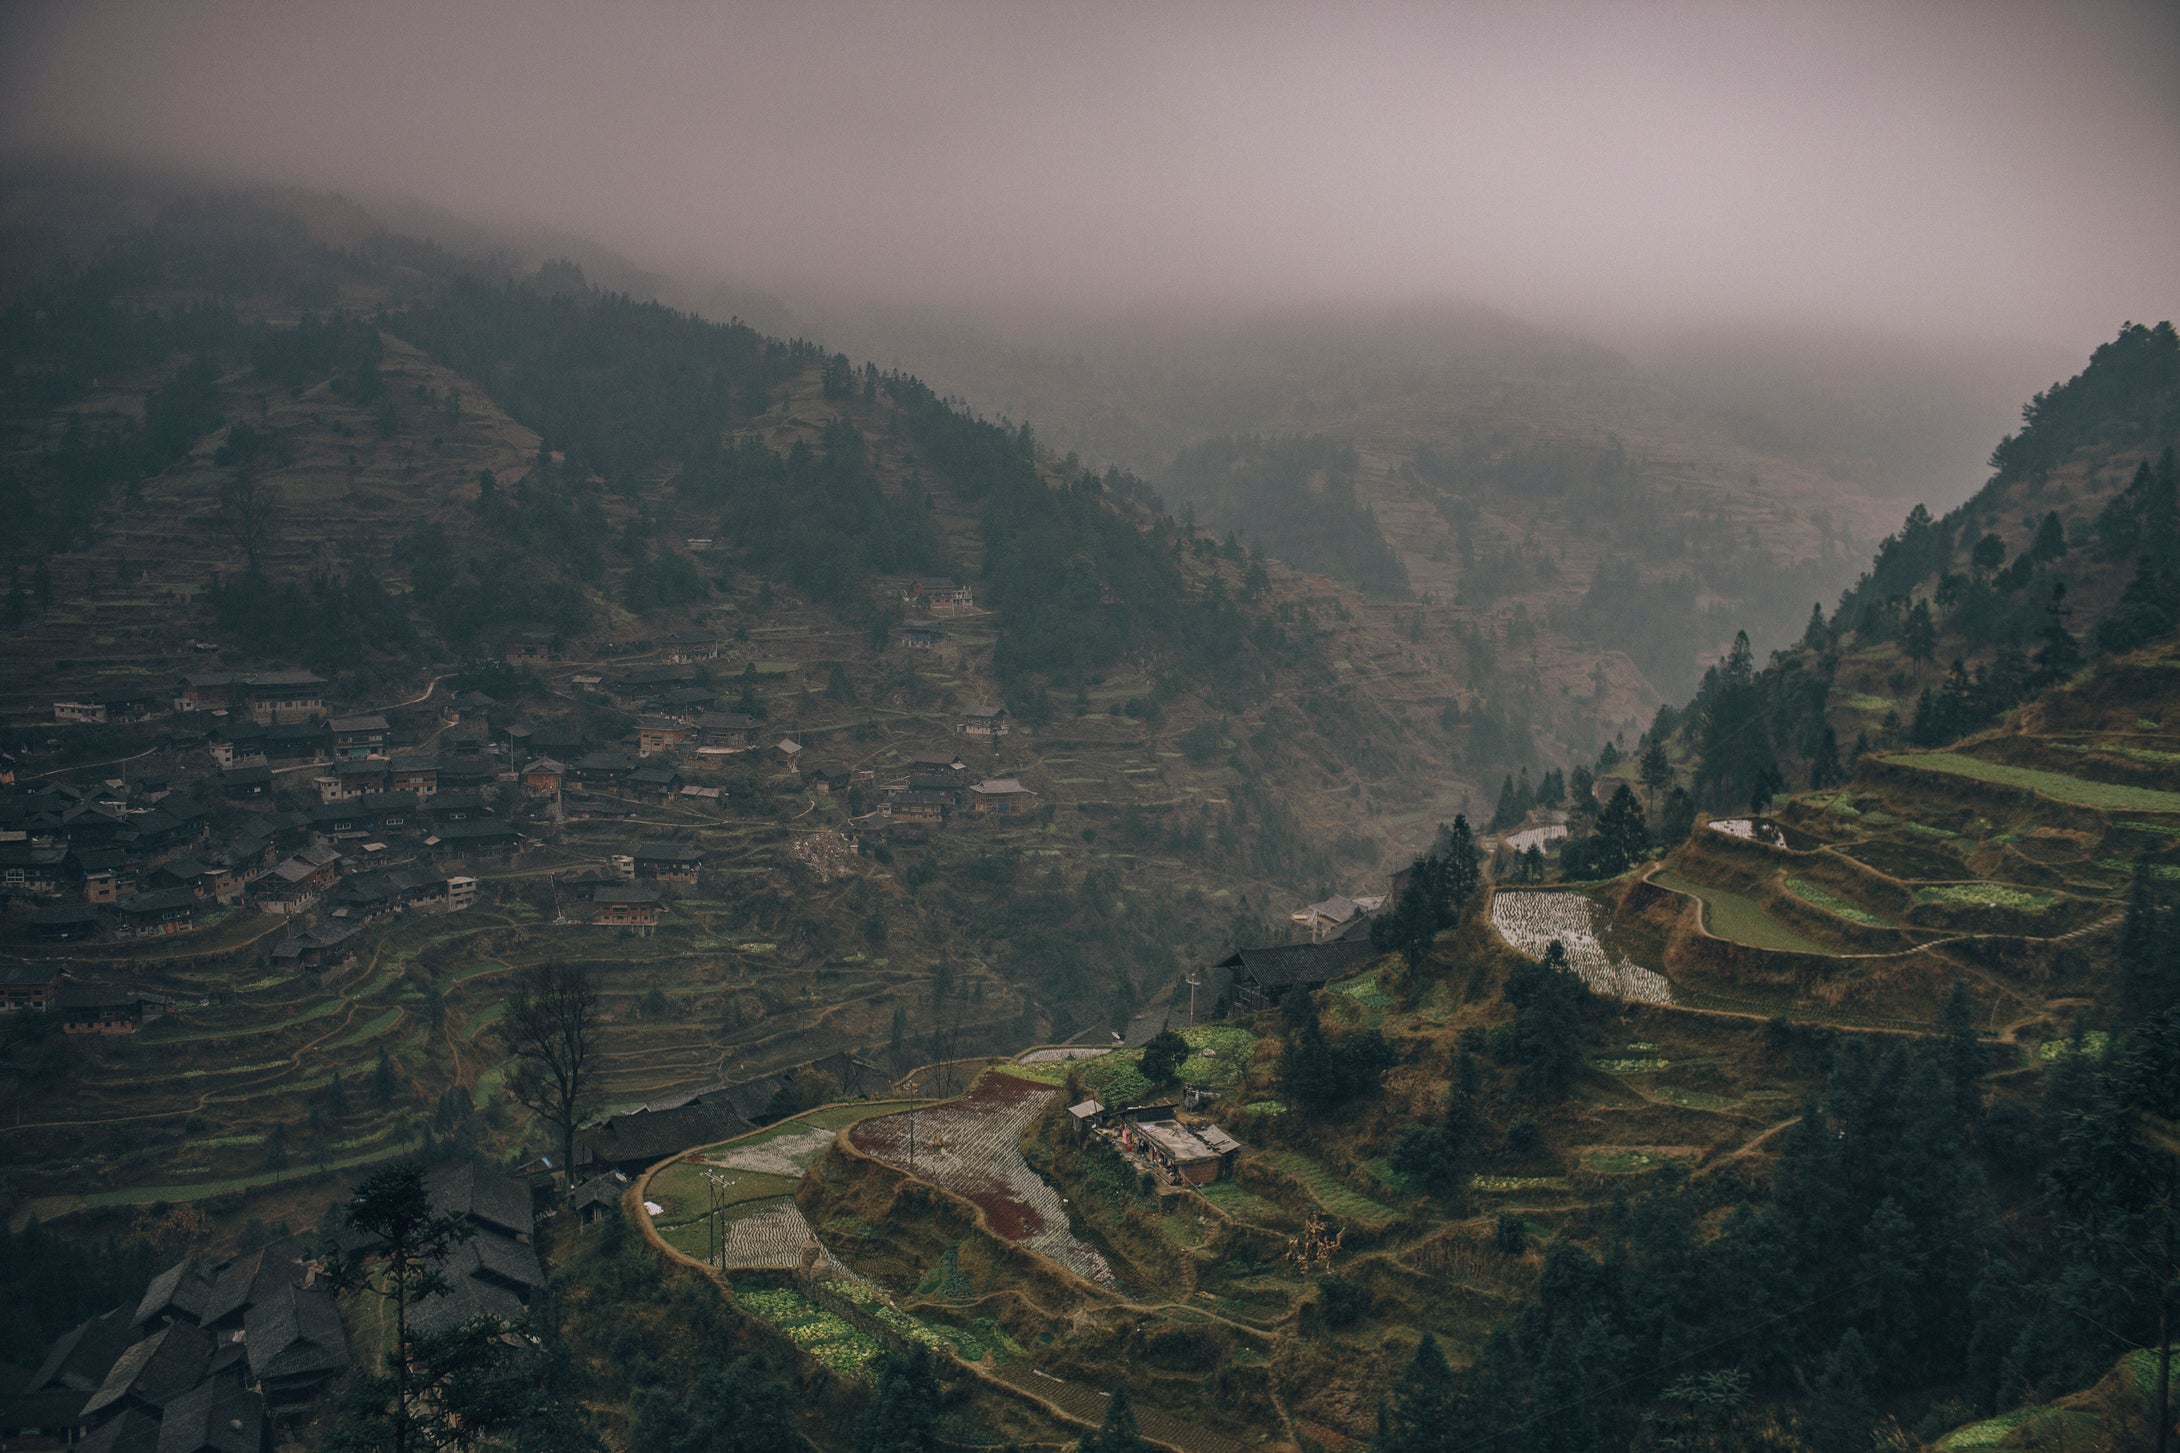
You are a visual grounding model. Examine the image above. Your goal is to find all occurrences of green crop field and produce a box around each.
[1652,871,1836,955]
[1915,883,2055,911]
[1259,1149,1397,1229]
[1785,877,1894,926]
[1885,752,2180,812]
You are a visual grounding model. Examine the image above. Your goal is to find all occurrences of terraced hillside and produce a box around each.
[1576,661,2178,1037]
[0,183,1507,1236]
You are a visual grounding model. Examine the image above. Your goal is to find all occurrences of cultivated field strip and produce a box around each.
[850,1073,1115,1285]
[1489,890,1675,1004]
[713,1198,853,1274]
[984,1364,1246,1453]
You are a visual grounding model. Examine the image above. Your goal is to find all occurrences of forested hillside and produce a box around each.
[1665,321,2180,811]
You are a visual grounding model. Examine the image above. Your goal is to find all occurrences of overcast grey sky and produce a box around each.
[2,0,2174,351]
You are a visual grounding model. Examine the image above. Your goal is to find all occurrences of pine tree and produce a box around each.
[1278,991,1339,1109]
[856,1346,941,1453]
[1809,725,1844,789]
[1377,1333,1454,1453]
[1490,775,1518,832]
[1504,941,1589,1095]
[1902,600,1936,680]
[1801,601,1829,652]
[2117,862,2180,1021]
[1938,980,1983,1129]
[2034,582,2081,682]
[2030,509,2068,561]
[1803,1329,1877,1453]
[1638,738,1671,811]
[1078,1385,1150,1453]
[1591,785,1649,877]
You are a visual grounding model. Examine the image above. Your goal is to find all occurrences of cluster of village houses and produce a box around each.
[0,590,1043,1026]
[0,1162,544,1453]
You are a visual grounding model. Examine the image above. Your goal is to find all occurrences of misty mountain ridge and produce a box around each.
[1,146,2179,1453]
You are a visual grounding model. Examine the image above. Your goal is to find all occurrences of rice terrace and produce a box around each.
[0,35,2177,1453]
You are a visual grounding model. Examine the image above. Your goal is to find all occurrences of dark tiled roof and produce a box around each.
[75,1407,160,1453]
[568,1173,629,1210]
[32,903,98,927]
[151,1372,263,1453]
[81,1325,210,1420]
[425,1163,533,1241]
[0,1388,89,1437]
[431,819,519,842]
[441,1236,546,1295]
[406,1275,526,1338]
[31,1305,135,1393]
[198,1243,305,1330]
[1217,939,1380,990]
[242,1285,348,1387]
[578,1100,752,1169]
[133,1260,214,1328]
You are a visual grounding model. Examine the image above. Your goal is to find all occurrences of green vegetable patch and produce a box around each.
[1914,882,2055,911]
[1785,877,1893,926]
[733,1285,883,1377]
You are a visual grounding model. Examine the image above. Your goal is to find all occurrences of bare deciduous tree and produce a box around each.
[500,962,601,1199]
[217,470,279,573]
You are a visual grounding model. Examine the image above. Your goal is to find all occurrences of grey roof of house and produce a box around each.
[426,1162,533,1241]
[406,1275,527,1338]
[133,1260,214,1328]
[151,1372,263,1453]
[431,819,519,842]
[568,1173,629,1210]
[1216,938,1380,990]
[442,1235,546,1294]
[242,1285,348,1387]
[905,774,961,793]
[632,843,700,862]
[0,1387,91,1436]
[591,886,661,906]
[74,1407,160,1453]
[81,1325,210,1420]
[1135,1119,1221,1164]
[890,790,947,809]
[32,903,98,927]
[712,1075,792,1124]
[578,1100,753,1168]
[1195,1125,1244,1155]
[198,1244,305,1329]
[31,1306,136,1393]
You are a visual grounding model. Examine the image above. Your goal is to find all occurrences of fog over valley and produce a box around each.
[1,7,2179,1453]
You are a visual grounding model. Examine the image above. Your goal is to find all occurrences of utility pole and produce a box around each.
[1186,970,1201,1028]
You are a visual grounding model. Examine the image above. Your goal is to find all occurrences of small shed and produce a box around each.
[1067,1098,1105,1141]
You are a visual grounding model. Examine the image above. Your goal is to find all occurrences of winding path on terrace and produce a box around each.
[849,1072,1116,1286]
